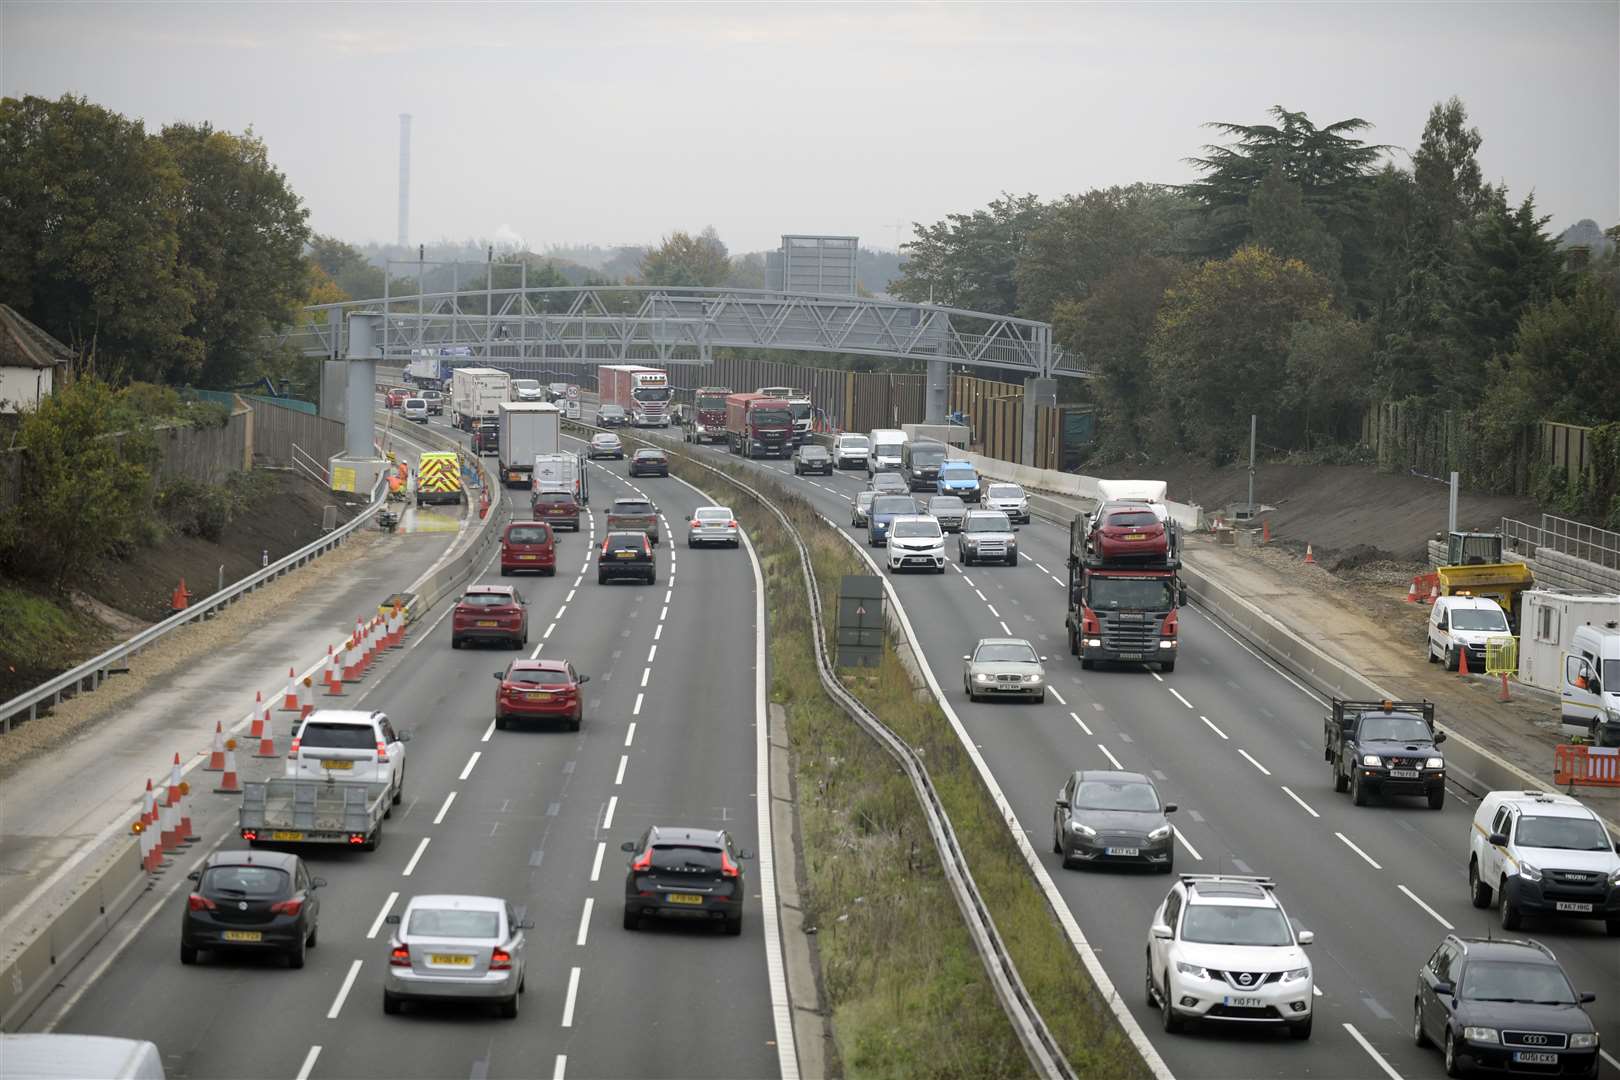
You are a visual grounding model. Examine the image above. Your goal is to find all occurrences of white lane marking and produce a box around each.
[663,588,672,603]
[999,620,1011,634]
[633,692,644,715]
[1313,985,1323,997]
[1049,574,1063,585]
[1335,831,1383,870]
[554,605,567,620]
[1199,715,1228,740]
[295,1046,322,1080]
[1047,687,1067,706]
[481,718,497,741]
[625,722,636,746]
[1237,749,1272,776]
[603,795,618,829]
[640,668,651,687]
[614,755,628,785]
[1342,1023,1404,1080]
[1097,743,1124,769]
[1168,688,1194,709]
[432,791,457,825]
[402,837,431,877]
[660,605,668,620]
[1280,786,1320,818]
[962,576,975,588]
[647,644,657,662]
[1070,711,1093,736]
[1172,826,1203,861]
[986,603,1000,618]
[573,576,582,588]
[1150,670,1164,683]
[326,959,363,1019]
[544,621,557,639]
[553,1055,567,1080]
[1398,885,1454,929]
[1033,562,1049,573]
[654,623,663,640]
[1602,1050,1620,1072]
[460,751,481,780]
[575,897,594,946]
[590,842,606,882]
[561,966,581,1027]
[366,891,399,939]
[974,589,987,601]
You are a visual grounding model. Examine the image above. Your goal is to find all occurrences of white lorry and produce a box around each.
[497,401,561,489]
[757,386,813,445]
[450,367,512,432]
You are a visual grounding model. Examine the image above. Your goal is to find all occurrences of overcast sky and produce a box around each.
[3,1,1615,255]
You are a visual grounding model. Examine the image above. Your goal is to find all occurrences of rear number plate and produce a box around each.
[1390,768,1419,778]
[477,620,498,627]
[1105,847,1139,857]
[1126,533,1146,540]
[518,554,536,560]
[320,759,353,770]
[223,930,262,942]
[430,954,473,966]
[526,692,551,701]
[271,830,305,841]
[615,551,635,558]
[665,893,704,906]
[1514,1052,1558,1065]
[1555,901,1593,912]
[1224,996,1262,1008]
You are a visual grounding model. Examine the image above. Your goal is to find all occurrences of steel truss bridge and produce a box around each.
[279,285,1086,378]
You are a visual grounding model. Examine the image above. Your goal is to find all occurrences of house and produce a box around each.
[0,305,74,412]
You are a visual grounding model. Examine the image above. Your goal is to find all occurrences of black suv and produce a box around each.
[598,530,655,585]
[181,850,324,968]
[1414,935,1600,1078]
[620,825,753,935]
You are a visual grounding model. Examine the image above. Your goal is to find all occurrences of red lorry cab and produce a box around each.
[724,392,793,459]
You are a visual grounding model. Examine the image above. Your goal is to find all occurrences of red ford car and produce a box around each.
[531,490,581,531]
[1090,503,1169,563]
[451,585,529,649]
[493,659,588,731]
[501,521,556,576]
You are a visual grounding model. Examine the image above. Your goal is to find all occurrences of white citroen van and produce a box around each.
[1561,621,1620,745]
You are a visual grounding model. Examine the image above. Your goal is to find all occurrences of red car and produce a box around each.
[451,585,529,649]
[1089,503,1169,563]
[501,521,556,576]
[492,658,588,731]
[385,387,410,408]
[531,490,581,531]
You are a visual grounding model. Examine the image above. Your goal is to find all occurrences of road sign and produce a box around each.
[566,385,580,400]
[837,574,884,667]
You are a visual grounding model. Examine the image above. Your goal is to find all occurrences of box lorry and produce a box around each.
[866,428,908,477]
[496,402,561,488]
[599,364,672,427]
[725,392,794,459]
[450,367,512,431]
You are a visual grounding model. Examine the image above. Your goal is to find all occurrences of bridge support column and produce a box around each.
[329,312,389,496]
[924,359,950,425]
[1021,376,1056,467]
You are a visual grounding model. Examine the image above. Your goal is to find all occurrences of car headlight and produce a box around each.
[1147,824,1171,841]
[1070,822,1096,838]
[973,673,992,683]
[1175,961,1211,980]
[1024,674,1043,684]
[1570,1033,1600,1049]
[1280,967,1311,983]
[1362,754,1382,766]
[1425,757,1444,769]
[1517,861,1542,883]
[1609,867,1620,887]
[1463,1027,1499,1044]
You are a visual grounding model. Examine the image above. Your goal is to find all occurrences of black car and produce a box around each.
[1414,935,1601,1078]
[793,444,833,476]
[473,422,499,456]
[597,404,629,427]
[1052,770,1176,873]
[181,850,324,968]
[628,448,669,477]
[598,530,655,585]
[621,825,753,935]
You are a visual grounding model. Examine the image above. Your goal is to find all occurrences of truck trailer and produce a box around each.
[450,367,512,431]
[497,401,561,488]
[599,364,672,427]
[725,392,794,459]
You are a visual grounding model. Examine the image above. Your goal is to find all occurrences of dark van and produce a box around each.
[901,439,949,492]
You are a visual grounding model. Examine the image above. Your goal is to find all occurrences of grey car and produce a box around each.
[851,490,878,528]
[959,509,1017,565]
[793,444,834,476]
[927,495,967,532]
[1052,770,1176,873]
[588,433,624,460]
[869,472,908,496]
[383,894,533,1018]
[963,637,1046,703]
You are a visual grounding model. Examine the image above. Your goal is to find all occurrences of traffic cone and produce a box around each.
[137,823,157,873]
[1405,580,1418,603]
[299,676,315,718]
[1303,544,1316,565]
[159,792,177,849]
[322,645,338,688]
[177,781,196,842]
[254,714,278,758]
[1262,519,1271,543]
[1426,582,1440,605]
[166,753,183,805]
[170,579,191,611]
[341,639,362,682]
[141,779,158,829]
[1499,672,1512,702]
[204,722,226,771]
[250,692,267,740]
[213,739,242,794]
[280,667,300,711]
[1458,647,1469,675]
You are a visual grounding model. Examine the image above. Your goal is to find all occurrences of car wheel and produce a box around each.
[1159,659,1175,673]
[1468,859,1492,908]
[1160,853,1174,875]
[962,552,973,566]
[1444,1029,1463,1077]
[1413,997,1431,1047]
[1052,822,1063,855]
[1161,972,1183,1032]
[1145,952,1157,1008]
[1428,643,1439,664]
[622,908,639,931]
[1289,1016,1312,1040]
[497,992,519,1019]
[598,572,607,584]
[1008,550,1018,566]
[1351,767,1368,806]
[287,934,306,969]
[383,991,402,1015]
[724,916,743,937]
[180,943,198,965]
[1499,882,1521,930]
[1035,691,1046,704]
[499,567,509,577]
[451,637,461,649]
[1428,786,1445,810]
[569,710,581,732]
[1606,918,1620,937]
[1080,657,1094,670]
[689,539,696,549]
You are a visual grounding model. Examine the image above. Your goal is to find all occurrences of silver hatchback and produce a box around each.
[963,637,1047,703]
[383,894,532,1018]
[688,506,740,548]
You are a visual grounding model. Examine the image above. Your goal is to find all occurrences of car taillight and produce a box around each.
[270,898,304,916]
[728,520,738,529]
[348,833,367,845]
[376,739,389,764]
[691,520,701,529]
[188,894,217,911]
[632,847,653,872]
[1161,608,1178,638]
[241,829,258,841]
[721,851,741,879]
[490,948,512,970]
[390,945,411,967]
[601,539,610,556]
[288,736,301,759]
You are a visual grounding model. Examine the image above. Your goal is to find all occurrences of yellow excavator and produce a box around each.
[1435,531,1535,632]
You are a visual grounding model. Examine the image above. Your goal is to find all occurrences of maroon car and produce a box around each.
[500,521,556,577]
[1089,503,1169,564]
[451,585,529,649]
[531,490,581,531]
[493,658,588,731]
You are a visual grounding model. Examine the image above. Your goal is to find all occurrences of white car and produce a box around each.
[401,398,429,423]
[286,710,410,807]
[1147,874,1314,1039]
[383,894,532,1018]
[1466,789,1620,933]
[509,378,545,402]
[885,515,945,573]
[833,433,870,470]
[983,483,1030,524]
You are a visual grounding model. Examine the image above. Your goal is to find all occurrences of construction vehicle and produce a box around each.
[415,451,464,507]
[1435,530,1535,632]
[1066,482,1182,672]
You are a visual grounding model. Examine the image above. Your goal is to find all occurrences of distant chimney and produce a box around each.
[397,114,412,248]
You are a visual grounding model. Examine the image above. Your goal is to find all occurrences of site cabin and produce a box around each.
[496,402,561,488]
[1517,591,1620,692]
[599,365,672,427]
[450,367,512,431]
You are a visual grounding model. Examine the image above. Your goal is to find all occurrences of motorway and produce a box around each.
[35,411,788,1080]
[628,417,1618,1080]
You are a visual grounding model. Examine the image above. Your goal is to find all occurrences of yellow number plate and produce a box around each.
[665,893,704,906]
[223,930,263,942]
[320,759,353,770]
[615,551,636,558]
[518,554,536,560]
[430,954,473,966]
[1125,533,1146,540]
[477,619,498,627]
[271,830,305,841]
[526,692,551,701]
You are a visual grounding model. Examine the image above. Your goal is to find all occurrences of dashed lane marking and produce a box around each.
[1172,826,1204,861]
[633,693,644,716]
[590,842,606,882]
[1342,1023,1404,1080]
[603,795,618,830]
[326,959,362,1019]
[432,791,457,824]
[1237,749,1271,776]
[1169,688,1194,709]
[615,755,628,785]
[1070,711,1093,736]
[1199,715,1227,740]
[481,719,497,741]
[366,892,398,939]
[1048,687,1067,706]
[402,837,430,877]
[1280,786,1319,818]
[625,722,636,746]
[1335,831,1383,870]
[1398,884,1454,929]
[561,966,581,1028]
[1097,743,1124,769]
[296,1046,321,1080]
[575,897,594,946]
[460,751,481,780]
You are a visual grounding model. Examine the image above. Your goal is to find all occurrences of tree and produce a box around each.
[1490,274,1620,427]
[891,193,1047,314]
[0,94,198,382]
[1014,184,1185,321]
[1456,190,1565,357]
[160,123,310,387]
[727,251,767,290]
[1248,164,1343,289]
[307,234,385,301]
[1283,315,1373,449]
[638,227,731,287]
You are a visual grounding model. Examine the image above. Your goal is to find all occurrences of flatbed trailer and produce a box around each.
[239,778,390,851]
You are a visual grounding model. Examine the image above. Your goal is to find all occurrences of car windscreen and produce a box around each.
[534,492,574,505]
[930,497,965,511]
[1073,781,1160,813]
[203,865,290,898]
[408,908,500,939]
[872,496,919,516]
[874,475,906,489]
[696,508,732,521]
[891,521,941,539]
[459,592,514,607]
[405,399,425,407]
[987,485,1023,499]
[1449,608,1508,631]
[633,450,665,460]
[599,406,625,416]
[1358,714,1433,743]
[975,643,1038,664]
[1180,905,1292,946]
[840,435,870,448]
[788,402,811,420]
[650,844,723,872]
[511,380,539,388]
[909,446,947,467]
[506,526,550,544]
[964,513,1011,533]
[612,502,653,516]
[1088,577,1176,611]
[507,667,570,686]
[940,464,975,478]
[1514,814,1613,851]
[695,394,727,410]
[632,386,672,402]
[856,492,877,508]
[605,534,646,551]
[593,434,620,444]
[297,722,376,749]
[1459,961,1577,1004]
[1104,510,1159,528]
[800,446,828,458]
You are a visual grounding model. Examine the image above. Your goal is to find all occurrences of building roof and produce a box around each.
[0,306,74,371]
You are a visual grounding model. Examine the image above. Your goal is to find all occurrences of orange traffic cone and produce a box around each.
[299,675,315,718]
[1405,580,1418,603]
[1303,544,1316,565]
[322,645,338,688]
[254,714,278,758]
[159,792,177,849]
[1457,647,1470,676]
[213,739,242,794]
[281,667,300,711]
[250,692,267,740]
[141,779,158,830]
[166,753,183,805]
[1499,672,1512,702]
[1425,582,1439,605]
[170,579,191,611]
[204,722,226,771]
[1262,519,1271,543]
[177,780,196,842]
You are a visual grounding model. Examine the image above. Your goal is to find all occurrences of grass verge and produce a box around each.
[0,584,107,701]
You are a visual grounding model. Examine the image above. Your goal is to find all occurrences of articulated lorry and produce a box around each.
[450,367,512,431]
[599,364,672,427]
[496,401,561,488]
[757,386,813,445]
[725,392,793,458]
[684,385,731,444]
[1066,479,1182,672]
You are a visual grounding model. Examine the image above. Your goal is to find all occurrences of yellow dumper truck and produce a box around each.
[1436,531,1534,632]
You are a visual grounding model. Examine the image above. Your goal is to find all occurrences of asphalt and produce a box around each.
[31,415,783,1080]
[631,419,1619,1080]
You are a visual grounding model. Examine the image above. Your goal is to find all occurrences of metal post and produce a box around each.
[1448,471,1459,535]
[417,244,424,360]
[451,263,459,347]
[344,312,382,460]
[1020,377,1057,467]
[487,245,494,352]
[925,358,949,425]
[1247,414,1257,513]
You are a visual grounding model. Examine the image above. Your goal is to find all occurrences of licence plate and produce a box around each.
[1105,847,1139,857]
[1513,1052,1559,1065]
[477,619,498,627]
[1125,533,1145,540]
[665,893,704,906]
[223,930,262,942]
[615,551,635,558]
[271,830,305,841]
[1117,652,1142,661]
[430,954,473,966]
[526,692,551,701]
[320,759,353,770]
[518,554,536,560]
[1390,768,1419,778]
[1555,901,1594,913]
[1224,996,1262,1008]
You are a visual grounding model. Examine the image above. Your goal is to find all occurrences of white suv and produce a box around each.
[1467,789,1620,934]
[1147,875,1314,1039]
[287,710,410,807]
[885,515,945,573]
[983,483,1030,524]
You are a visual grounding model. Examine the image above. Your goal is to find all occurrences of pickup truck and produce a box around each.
[1324,698,1447,809]
[239,777,390,850]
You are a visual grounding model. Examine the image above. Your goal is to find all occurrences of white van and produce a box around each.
[1427,596,1510,671]
[0,1035,165,1079]
[1561,622,1620,745]
[1466,790,1620,932]
[866,428,907,476]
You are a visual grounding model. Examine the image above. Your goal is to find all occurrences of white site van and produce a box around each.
[1426,595,1511,672]
[1561,621,1620,746]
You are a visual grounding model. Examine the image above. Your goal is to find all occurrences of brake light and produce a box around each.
[188,894,217,911]
[349,833,367,845]
[376,739,389,764]
[270,898,304,916]
[490,947,512,970]
[728,520,738,529]
[241,829,258,841]
[721,850,741,879]
[632,847,653,872]
[601,539,610,556]
[1161,608,1179,638]
[691,520,701,529]
[390,945,411,967]
[288,736,301,759]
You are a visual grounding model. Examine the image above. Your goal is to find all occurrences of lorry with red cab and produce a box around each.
[598,364,672,427]
[684,385,731,444]
[1066,480,1183,672]
[725,393,793,459]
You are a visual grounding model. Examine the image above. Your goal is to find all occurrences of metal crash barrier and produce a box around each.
[1554,744,1620,788]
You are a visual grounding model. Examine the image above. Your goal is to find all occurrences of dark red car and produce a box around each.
[1089,503,1169,564]
[451,585,529,649]
[501,521,556,576]
[492,658,588,731]
[385,387,410,408]
[531,490,581,531]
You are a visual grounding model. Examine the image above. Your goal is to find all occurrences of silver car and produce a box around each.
[984,483,1030,524]
[927,495,967,532]
[401,398,429,423]
[959,509,1017,566]
[870,472,908,496]
[588,433,624,460]
[851,490,877,527]
[963,637,1047,703]
[383,894,532,1018]
[688,505,740,548]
